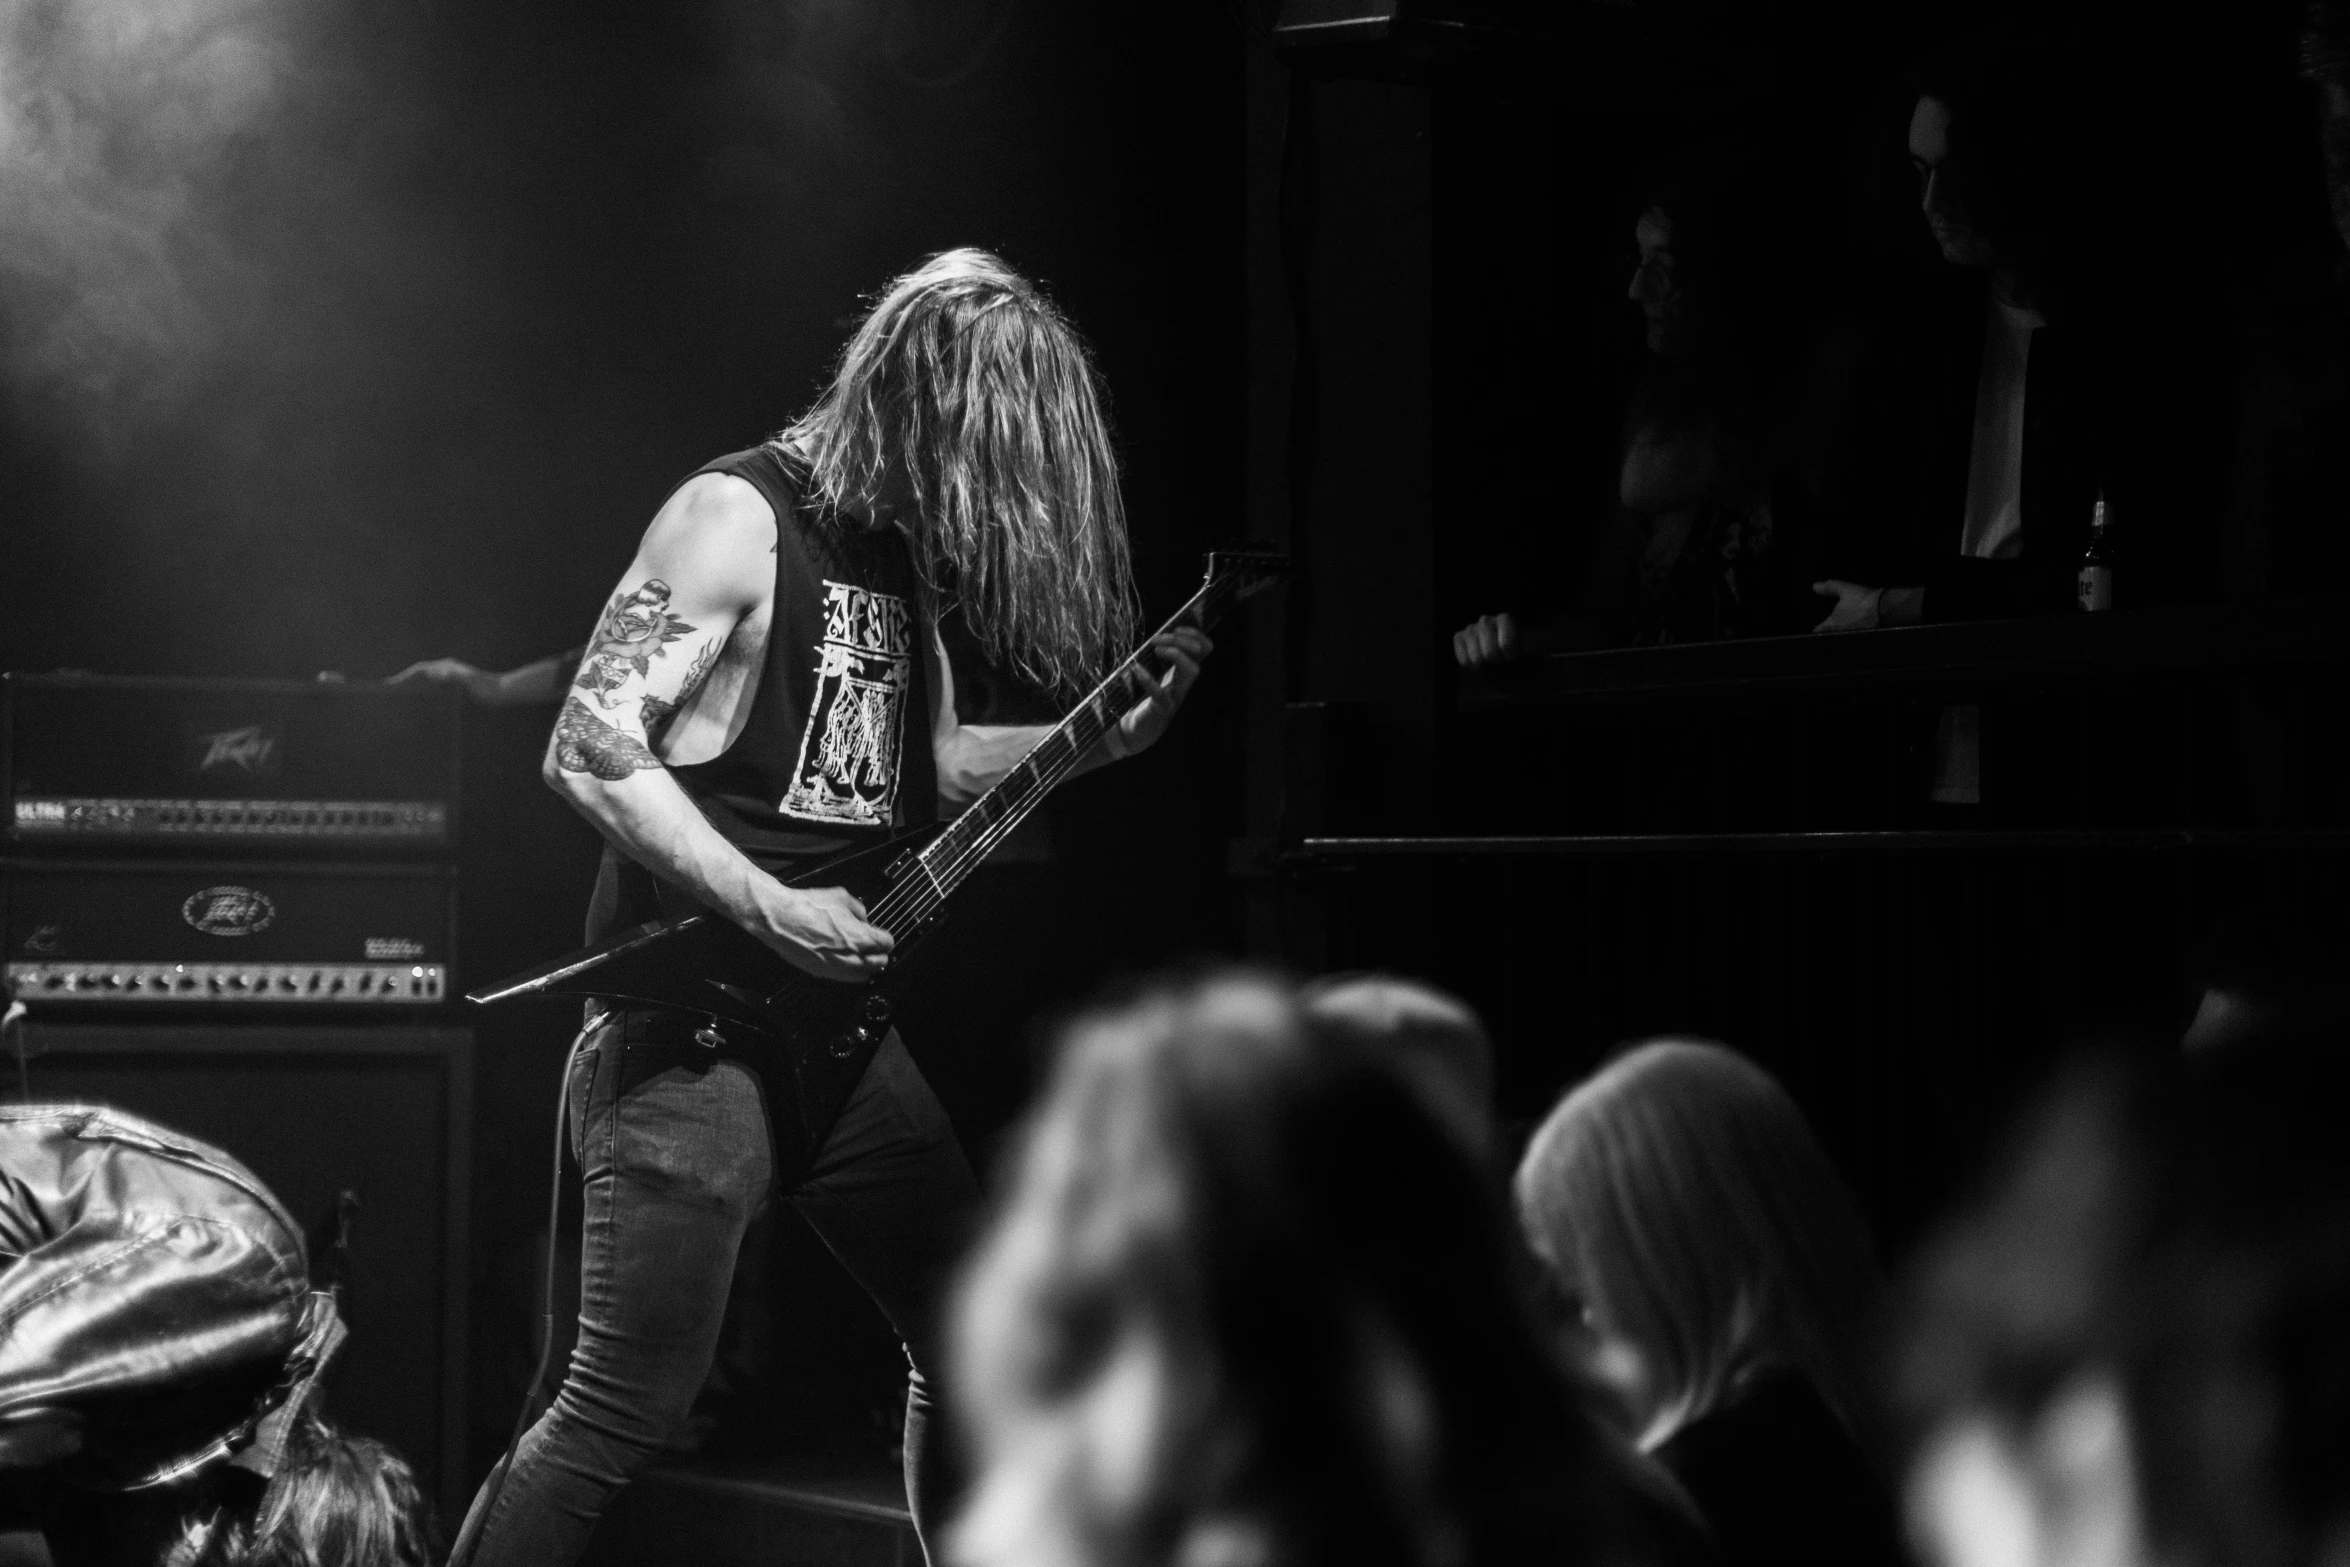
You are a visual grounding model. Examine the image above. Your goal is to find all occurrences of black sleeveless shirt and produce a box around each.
[586,445,938,939]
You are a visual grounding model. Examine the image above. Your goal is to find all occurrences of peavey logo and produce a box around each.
[193,725,278,774]
[182,886,276,938]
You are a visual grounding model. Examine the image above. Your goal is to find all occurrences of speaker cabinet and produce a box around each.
[6,1023,471,1516]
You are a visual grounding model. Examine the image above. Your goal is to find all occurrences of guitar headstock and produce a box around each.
[1151,552,1289,639]
[1200,551,1291,616]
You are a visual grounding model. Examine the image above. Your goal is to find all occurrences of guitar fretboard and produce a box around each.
[860,568,1252,941]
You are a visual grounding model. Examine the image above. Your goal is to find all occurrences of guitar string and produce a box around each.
[877,580,1233,918]
[859,574,1251,937]
[929,567,1272,886]
[857,687,1108,933]
[868,646,1124,915]
[899,688,1113,907]
[926,669,1132,874]
[862,603,1180,930]
[861,676,1121,934]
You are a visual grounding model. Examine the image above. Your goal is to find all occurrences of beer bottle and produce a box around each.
[2077,492,2114,612]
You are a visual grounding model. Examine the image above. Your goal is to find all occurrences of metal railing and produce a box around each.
[1286,596,2350,857]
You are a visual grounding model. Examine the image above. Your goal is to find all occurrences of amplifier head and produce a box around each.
[4,676,460,857]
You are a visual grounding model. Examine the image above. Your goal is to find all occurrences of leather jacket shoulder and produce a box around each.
[0,1104,315,1488]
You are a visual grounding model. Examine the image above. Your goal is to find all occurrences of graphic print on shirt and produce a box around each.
[780,579,913,826]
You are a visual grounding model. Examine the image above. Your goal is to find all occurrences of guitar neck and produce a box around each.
[867,583,1221,939]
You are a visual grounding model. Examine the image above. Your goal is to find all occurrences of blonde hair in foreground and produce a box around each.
[1515,1039,1885,1449]
[780,247,1140,701]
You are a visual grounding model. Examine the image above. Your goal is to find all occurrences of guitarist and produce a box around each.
[454,247,1210,1567]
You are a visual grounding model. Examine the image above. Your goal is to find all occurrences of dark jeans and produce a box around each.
[453,1012,981,1567]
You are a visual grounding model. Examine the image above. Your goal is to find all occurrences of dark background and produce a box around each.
[6,0,2344,1501]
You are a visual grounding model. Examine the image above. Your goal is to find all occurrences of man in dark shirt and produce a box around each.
[1816,43,2231,632]
[1813,64,2092,633]
[451,248,1209,1567]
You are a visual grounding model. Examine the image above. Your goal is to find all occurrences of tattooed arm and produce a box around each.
[543,473,893,981]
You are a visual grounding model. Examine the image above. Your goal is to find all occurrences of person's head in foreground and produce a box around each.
[163,1407,439,1567]
[1297,972,1496,1163]
[1894,1040,2350,1567]
[1515,1039,1886,1452]
[949,970,1684,1567]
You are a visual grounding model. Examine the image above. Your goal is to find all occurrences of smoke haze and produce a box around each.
[0,0,298,417]
[0,0,1224,684]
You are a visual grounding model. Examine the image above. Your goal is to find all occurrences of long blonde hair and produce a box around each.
[1516,1039,1885,1449]
[780,248,1139,701]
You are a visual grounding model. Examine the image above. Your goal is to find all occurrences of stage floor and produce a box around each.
[581,1448,915,1567]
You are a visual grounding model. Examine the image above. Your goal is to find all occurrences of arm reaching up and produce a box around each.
[390,652,577,706]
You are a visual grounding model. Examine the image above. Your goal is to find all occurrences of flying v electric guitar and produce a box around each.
[470,550,1287,1173]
